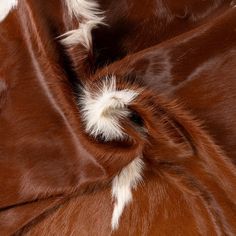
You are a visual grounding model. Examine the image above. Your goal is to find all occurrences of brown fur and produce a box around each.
[22,78,236,235]
[0,0,235,235]
[95,7,236,163]
[92,0,232,68]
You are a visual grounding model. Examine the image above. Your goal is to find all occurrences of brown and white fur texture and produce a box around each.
[24,74,236,235]
[1,0,236,235]
[27,1,236,235]
[58,0,105,79]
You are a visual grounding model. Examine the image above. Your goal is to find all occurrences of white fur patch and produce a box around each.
[0,0,18,22]
[60,0,104,49]
[80,77,138,141]
[111,158,144,230]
